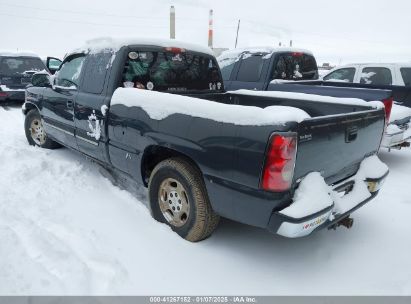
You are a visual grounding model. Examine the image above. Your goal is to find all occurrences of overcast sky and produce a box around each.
[2,0,411,65]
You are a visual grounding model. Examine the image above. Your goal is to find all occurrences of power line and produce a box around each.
[0,1,206,22]
[0,12,169,28]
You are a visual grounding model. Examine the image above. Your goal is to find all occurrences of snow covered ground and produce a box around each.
[1,105,410,295]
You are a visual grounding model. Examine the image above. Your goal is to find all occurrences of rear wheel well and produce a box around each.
[141,146,201,187]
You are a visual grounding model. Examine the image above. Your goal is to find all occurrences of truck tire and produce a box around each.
[24,109,61,149]
[148,157,220,242]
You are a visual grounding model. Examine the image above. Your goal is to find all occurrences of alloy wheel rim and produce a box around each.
[158,178,190,227]
[30,118,46,146]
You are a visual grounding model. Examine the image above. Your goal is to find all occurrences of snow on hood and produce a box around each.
[68,37,214,57]
[111,88,310,126]
[231,90,384,110]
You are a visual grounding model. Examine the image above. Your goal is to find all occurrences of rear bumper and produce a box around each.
[205,155,388,239]
[0,90,25,102]
[268,170,389,238]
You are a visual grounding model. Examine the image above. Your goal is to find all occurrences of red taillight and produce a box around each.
[381,97,393,125]
[261,133,297,192]
[0,91,8,97]
[165,47,186,53]
[292,52,303,57]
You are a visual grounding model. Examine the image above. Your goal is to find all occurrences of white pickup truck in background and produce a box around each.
[322,63,411,150]
[322,63,411,86]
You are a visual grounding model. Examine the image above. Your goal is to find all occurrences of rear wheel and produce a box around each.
[24,109,60,149]
[148,158,220,242]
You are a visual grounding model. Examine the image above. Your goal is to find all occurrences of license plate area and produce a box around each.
[333,180,354,198]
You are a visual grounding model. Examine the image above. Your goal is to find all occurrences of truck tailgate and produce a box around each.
[293,108,385,186]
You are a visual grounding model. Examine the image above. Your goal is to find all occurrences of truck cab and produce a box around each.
[217,47,318,91]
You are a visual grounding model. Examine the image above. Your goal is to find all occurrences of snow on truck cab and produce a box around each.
[23,38,389,242]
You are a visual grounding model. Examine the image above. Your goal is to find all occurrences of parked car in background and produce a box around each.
[23,38,389,242]
[322,65,411,148]
[322,63,411,86]
[0,52,47,103]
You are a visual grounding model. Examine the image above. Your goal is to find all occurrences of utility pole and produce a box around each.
[235,19,240,48]
[290,40,293,47]
[208,9,213,48]
[170,6,176,39]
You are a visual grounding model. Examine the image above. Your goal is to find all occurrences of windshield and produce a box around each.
[122,50,223,92]
[0,57,45,75]
[271,53,318,80]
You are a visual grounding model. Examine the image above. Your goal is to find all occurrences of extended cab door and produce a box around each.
[41,54,86,149]
[74,51,113,162]
[229,53,269,91]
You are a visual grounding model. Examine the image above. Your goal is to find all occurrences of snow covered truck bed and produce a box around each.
[23,38,389,241]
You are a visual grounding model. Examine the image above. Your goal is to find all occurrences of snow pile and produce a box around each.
[281,155,388,219]
[232,89,384,109]
[385,124,402,135]
[280,172,333,218]
[111,88,310,125]
[390,104,411,123]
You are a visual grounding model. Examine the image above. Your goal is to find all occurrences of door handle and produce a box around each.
[66,100,73,109]
[345,126,358,143]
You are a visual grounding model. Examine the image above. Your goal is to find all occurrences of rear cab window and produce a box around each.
[360,67,392,85]
[400,68,411,86]
[323,68,356,82]
[121,48,223,93]
[0,56,45,75]
[271,52,318,80]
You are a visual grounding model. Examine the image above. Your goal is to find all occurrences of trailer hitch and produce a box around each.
[328,216,354,230]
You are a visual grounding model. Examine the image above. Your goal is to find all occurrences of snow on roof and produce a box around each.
[69,37,214,57]
[111,88,310,126]
[217,47,313,68]
[218,47,313,60]
[0,51,41,58]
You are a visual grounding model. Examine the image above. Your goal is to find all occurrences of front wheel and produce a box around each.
[148,158,220,242]
[24,109,60,149]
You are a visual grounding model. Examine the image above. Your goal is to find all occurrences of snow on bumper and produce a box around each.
[273,155,389,238]
[381,120,411,149]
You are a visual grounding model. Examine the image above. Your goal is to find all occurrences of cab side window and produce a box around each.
[323,68,355,82]
[82,52,112,94]
[360,67,392,85]
[236,55,264,82]
[400,68,411,86]
[218,56,237,81]
[55,55,86,88]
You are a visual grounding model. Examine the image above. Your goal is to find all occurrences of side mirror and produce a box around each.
[46,57,62,75]
[31,72,52,87]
